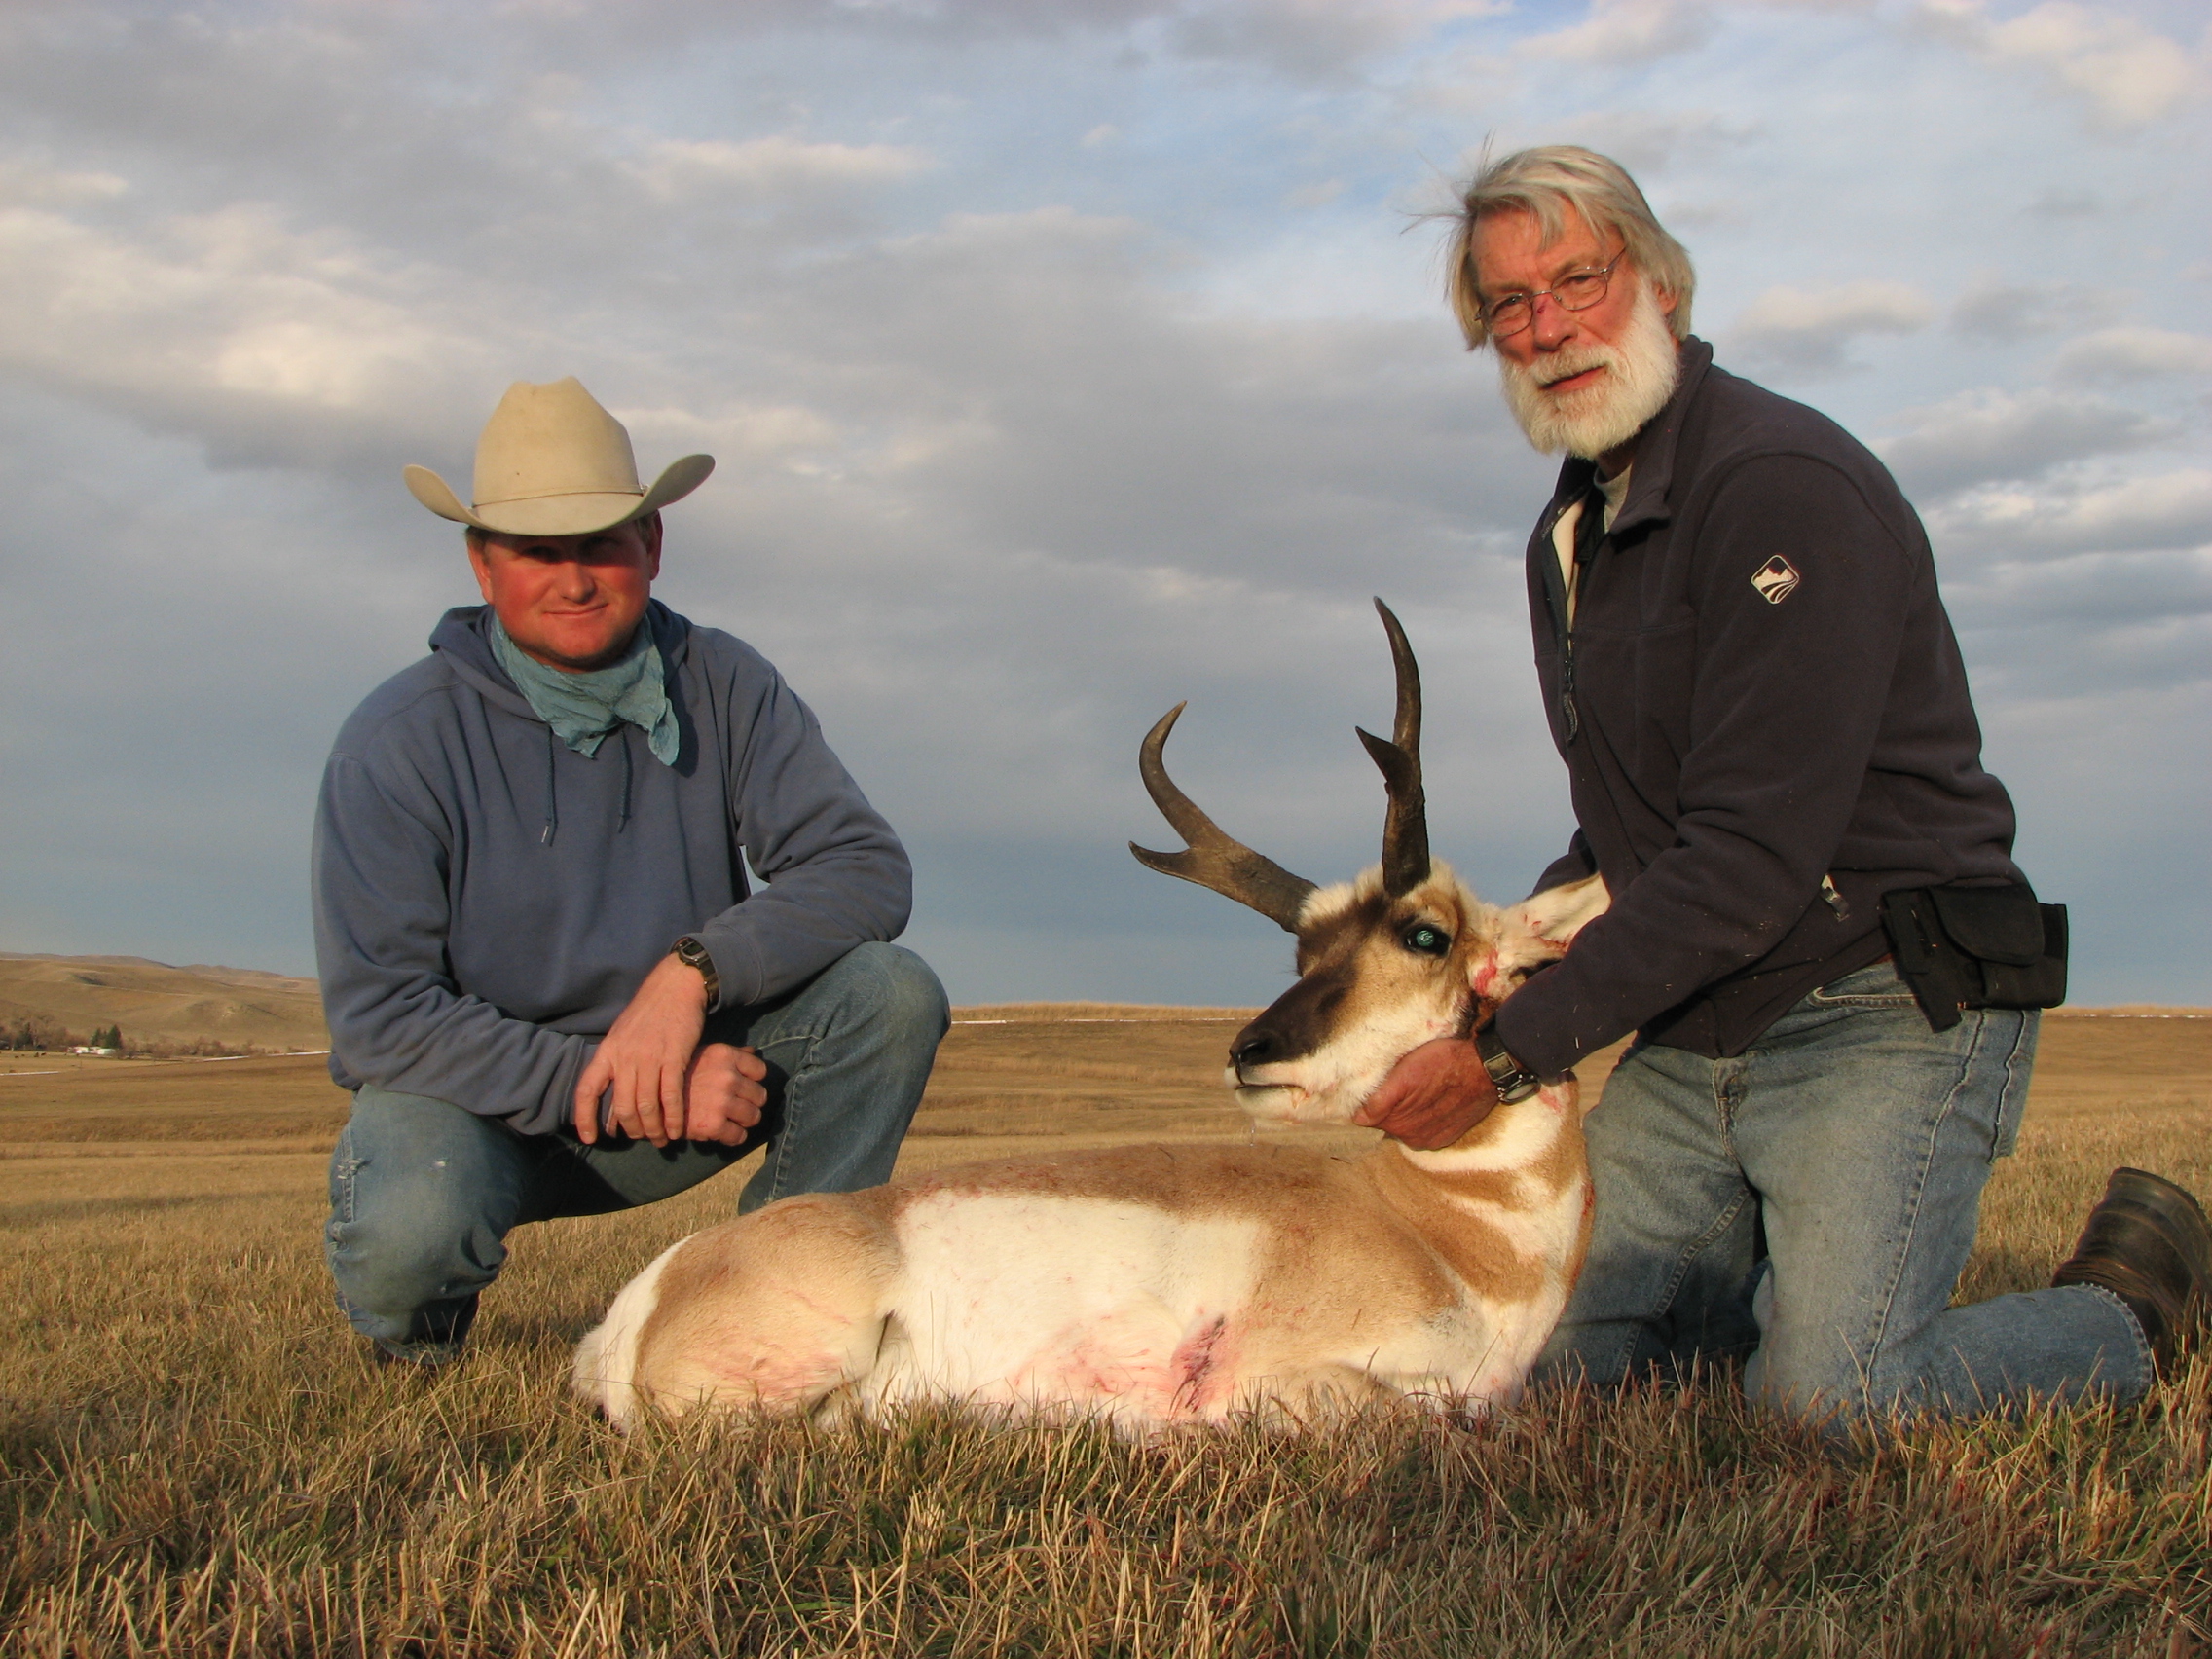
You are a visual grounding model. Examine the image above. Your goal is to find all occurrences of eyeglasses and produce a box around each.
[1479,251,1627,339]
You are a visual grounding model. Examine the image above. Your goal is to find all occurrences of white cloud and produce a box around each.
[1948,276,2115,342]
[613,400,846,465]
[2022,185,2104,219]
[1876,387,2172,498]
[1928,467,2212,558]
[1952,546,2212,635]
[1284,178,1346,209]
[1520,0,1714,65]
[1913,0,2204,127]
[1943,548,2211,715]
[1725,280,1935,375]
[625,135,932,200]
[0,199,489,461]
[2051,326,2212,383]
[1560,108,1763,174]
[1169,0,1507,77]
[0,157,126,205]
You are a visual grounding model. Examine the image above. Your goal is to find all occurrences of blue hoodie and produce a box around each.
[313,602,913,1134]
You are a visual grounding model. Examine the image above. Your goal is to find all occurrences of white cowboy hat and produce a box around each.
[403,377,714,536]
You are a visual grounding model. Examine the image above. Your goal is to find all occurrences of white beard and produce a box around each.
[1497,279,1681,461]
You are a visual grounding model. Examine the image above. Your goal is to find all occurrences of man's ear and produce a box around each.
[1493,874,1610,979]
[639,511,663,581]
[465,531,497,605]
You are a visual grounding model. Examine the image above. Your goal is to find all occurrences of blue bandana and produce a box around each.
[490,614,681,766]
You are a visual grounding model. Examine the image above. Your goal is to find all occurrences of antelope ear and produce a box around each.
[1493,874,1610,978]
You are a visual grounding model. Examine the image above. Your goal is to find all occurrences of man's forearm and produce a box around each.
[693,848,912,1010]
[322,967,596,1135]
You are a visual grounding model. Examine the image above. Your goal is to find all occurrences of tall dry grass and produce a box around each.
[0,1026,2206,1656]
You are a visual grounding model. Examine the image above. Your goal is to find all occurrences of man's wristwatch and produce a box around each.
[672,935,719,1009]
[1474,1021,1542,1104]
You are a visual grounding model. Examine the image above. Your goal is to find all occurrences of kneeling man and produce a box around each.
[1359,147,2207,1419]
[315,377,948,1366]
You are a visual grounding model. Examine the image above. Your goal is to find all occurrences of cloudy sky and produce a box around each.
[1,0,2205,1008]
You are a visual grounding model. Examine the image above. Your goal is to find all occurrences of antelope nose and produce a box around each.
[1229,1027,1278,1070]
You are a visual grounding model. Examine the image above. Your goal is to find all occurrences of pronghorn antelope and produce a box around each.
[575,601,1609,1429]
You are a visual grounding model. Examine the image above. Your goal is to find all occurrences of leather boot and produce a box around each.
[2051,1167,2211,1378]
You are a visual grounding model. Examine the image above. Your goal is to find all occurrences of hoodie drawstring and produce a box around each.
[542,724,635,843]
[541,727,559,846]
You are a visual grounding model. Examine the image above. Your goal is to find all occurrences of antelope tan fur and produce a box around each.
[575,601,1610,1429]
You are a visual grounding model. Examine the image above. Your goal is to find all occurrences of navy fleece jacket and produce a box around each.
[313,602,912,1134]
[1492,340,2025,1075]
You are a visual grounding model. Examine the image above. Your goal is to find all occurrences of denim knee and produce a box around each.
[826,940,950,1043]
[735,943,946,1212]
[328,1193,503,1321]
[324,1091,528,1347]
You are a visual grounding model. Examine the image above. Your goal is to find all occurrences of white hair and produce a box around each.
[1444,145,1697,350]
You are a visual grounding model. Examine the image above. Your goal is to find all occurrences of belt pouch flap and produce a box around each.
[1980,904,2068,1010]
[1928,883,2045,966]
[1880,888,1971,1032]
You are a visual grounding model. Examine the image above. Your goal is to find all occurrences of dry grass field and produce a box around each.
[0,1009,2206,1656]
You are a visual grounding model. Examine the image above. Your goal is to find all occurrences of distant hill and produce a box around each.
[4,954,2189,1058]
[0,953,326,1052]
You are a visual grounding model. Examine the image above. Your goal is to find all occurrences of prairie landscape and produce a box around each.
[0,953,326,1057]
[0,1007,2206,1656]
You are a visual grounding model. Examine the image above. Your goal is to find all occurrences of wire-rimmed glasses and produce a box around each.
[1480,251,1626,340]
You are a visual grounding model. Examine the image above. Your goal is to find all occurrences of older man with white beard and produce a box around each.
[1355,146,2208,1421]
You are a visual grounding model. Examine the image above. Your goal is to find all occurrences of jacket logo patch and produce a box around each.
[1751,556,1800,604]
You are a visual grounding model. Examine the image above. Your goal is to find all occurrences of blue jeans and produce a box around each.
[1534,962,2152,1419]
[325,941,948,1363]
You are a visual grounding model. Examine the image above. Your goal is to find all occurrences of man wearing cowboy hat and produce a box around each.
[314,377,947,1368]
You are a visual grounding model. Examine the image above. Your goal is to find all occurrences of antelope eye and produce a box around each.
[1402,924,1450,957]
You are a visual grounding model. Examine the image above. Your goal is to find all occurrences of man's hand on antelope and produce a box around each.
[1354,1036,1500,1151]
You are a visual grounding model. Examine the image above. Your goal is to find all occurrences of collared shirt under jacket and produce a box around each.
[1491,339,2027,1077]
[313,601,912,1135]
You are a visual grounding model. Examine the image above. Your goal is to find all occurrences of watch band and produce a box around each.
[1474,1021,1542,1104]
[672,935,719,1009]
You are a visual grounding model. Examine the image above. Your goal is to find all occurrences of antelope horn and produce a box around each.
[1353,598,1430,897]
[1130,703,1317,933]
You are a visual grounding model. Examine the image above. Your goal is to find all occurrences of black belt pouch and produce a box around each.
[1879,881,2068,1032]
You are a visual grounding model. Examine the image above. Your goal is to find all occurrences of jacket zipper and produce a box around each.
[1561,632,1580,743]
[1540,495,1583,744]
